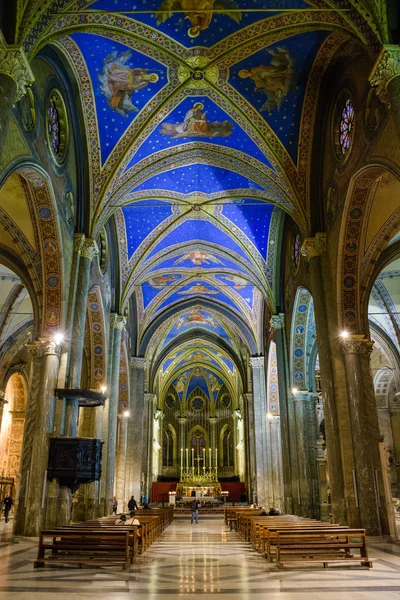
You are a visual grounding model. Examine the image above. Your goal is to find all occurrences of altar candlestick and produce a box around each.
[186,448,188,469]
[180,448,183,469]
[215,448,218,468]
[209,448,211,468]
[192,448,194,468]
[203,448,205,466]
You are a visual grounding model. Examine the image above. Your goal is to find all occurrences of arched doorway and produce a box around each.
[0,373,27,505]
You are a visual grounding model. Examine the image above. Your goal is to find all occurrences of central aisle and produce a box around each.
[1,516,400,598]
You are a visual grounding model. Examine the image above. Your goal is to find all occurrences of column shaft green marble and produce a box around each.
[105,314,125,514]
[115,415,128,511]
[15,340,61,536]
[126,357,146,500]
[271,315,293,514]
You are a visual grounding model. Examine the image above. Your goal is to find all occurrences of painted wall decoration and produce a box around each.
[87,287,106,388]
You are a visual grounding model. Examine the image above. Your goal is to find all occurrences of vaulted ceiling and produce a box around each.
[17,0,384,395]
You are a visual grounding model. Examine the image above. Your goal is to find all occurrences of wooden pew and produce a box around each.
[263,524,349,561]
[34,529,132,570]
[275,528,372,568]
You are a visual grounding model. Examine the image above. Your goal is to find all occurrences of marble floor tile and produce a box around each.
[1,517,400,598]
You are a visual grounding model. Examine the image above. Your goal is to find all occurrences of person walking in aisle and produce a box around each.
[128,495,138,511]
[112,496,118,514]
[3,495,13,523]
[191,498,200,524]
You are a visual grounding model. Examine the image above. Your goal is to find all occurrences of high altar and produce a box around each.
[176,449,221,497]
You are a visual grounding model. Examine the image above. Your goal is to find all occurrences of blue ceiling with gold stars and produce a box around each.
[45,0,356,372]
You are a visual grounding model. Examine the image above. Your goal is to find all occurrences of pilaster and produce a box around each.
[126,357,146,501]
[249,357,269,506]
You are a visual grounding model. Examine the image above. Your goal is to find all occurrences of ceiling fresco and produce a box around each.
[19,0,382,391]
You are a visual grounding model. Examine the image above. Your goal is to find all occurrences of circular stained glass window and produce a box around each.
[339,99,354,155]
[221,395,231,408]
[46,90,68,163]
[192,397,204,411]
[166,395,175,409]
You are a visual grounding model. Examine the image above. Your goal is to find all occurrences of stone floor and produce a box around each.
[1,515,400,598]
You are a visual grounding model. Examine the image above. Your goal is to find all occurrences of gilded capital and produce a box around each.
[270,314,284,330]
[249,356,265,369]
[370,46,400,104]
[0,390,6,404]
[300,233,326,260]
[81,238,99,261]
[26,337,62,358]
[130,356,146,369]
[110,313,126,330]
[339,335,374,356]
[0,31,34,101]
[74,233,86,254]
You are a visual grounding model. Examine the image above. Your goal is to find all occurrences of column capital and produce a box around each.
[370,45,400,104]
[178,416,187,425]
[293,390,314,401]
[0,390,6,405]
[81,238,99,261]
[74,233,86,254]
[155,409,164,421]
[249,356,265,368]
[144,393,157,406]
[339,335,374,356]
[110,313,126,330]
[26,337,62,357]
[270,314,284,330]
[130,356,146,369]
[300,233,326,260]
[209,416,218,425]
[241,393,252,403]
[0,31,34,101]
[232,409,242,420]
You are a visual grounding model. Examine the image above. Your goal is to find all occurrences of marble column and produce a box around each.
[249,357,269,507]
[143,393,157,500]
[152,409,163,482]
[125,357,146,501]
[268,415,284,512]
[293,391,318,517]
[15,339,61,536]
[340,336,389,535]
[301,234,350,526]
[65,238,98,436]
[270,314,293,514]
[85,404,104,519]
[0,31,34,158]
[115,414,128,512]
[242,393,255,503]
[105,314,126,515]
[370,46,400,139]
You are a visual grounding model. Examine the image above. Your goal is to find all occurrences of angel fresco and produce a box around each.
[160,102,233,139]
[238,47,296,112]
[173,250,224,265]
[98,50,159,117]
[156,0,242,38]
[176,309,218,329]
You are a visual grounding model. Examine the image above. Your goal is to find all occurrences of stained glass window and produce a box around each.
[294,232,300,268]
[339,99,354,155]
[47,99,60,155]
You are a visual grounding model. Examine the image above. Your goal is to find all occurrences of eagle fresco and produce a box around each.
[155,0,242,38]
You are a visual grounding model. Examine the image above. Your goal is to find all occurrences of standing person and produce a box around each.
[191,498,200,524]
[142,494,148,506]
[3,495,13,523]
[112,496,118,514]
[128,495,138,511]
